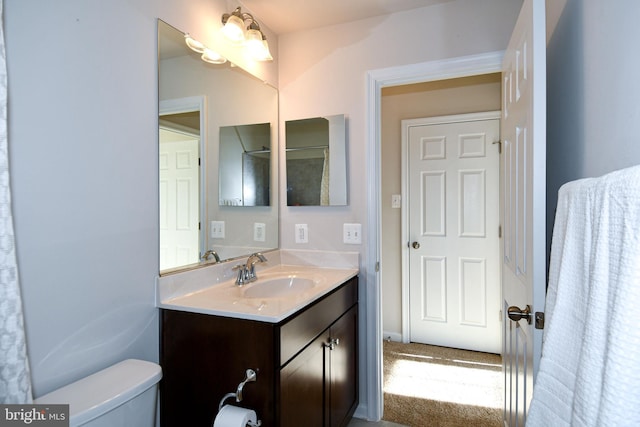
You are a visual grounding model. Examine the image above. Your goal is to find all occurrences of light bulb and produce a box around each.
[184,34,205,53]
[245,29,272,61]
[201,49,227,65]
[259,40,273,61]
[221,14,246,43]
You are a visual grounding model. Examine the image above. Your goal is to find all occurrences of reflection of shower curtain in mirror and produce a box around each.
[0,0,33,403]
[242,153,270,206]
[320,148,330,205]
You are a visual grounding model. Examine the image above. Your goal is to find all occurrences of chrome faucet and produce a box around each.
[233,252,267,286]
[201,250,221,263]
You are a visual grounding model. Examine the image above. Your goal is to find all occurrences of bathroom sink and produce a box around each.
[242,276,314,298]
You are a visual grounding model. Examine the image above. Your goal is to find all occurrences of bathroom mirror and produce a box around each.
[158,20,278,274]
[285,115,347,206]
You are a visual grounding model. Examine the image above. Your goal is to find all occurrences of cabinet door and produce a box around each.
[160,310,276,427]
[328,305,358,427]
[280,331,329,427]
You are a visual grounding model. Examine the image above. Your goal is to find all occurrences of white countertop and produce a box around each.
[156,250,359,323]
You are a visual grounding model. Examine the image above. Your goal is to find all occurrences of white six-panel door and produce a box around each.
[501,0,546,425]
[405,112,501,354]
[159,128,200,271]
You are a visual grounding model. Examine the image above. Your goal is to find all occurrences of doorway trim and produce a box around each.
[364,51,504,421]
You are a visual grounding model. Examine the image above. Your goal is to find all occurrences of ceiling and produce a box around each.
[239,0,454,35]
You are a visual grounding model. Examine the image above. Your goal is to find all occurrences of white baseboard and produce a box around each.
[353,404,369,421]
[382,331,403,343]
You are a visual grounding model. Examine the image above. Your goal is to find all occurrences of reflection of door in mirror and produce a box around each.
[159,99,205,271]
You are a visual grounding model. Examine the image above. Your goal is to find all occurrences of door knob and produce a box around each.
[324,338,340,350]
[412,242,420,249]
[507,305,532,324]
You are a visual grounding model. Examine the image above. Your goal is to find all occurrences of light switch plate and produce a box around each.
[295,224,308,243]
[210,221,225,239]
[254,223,266,242]
[343,223,362,244]
[392,194,402,209]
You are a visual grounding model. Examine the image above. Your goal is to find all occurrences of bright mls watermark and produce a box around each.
[0,405,68,426]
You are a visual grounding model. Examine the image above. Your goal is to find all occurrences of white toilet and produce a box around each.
[35,359,162,427]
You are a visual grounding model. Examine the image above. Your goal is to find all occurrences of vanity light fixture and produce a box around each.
[184,33,227,65]
[221,7,273,61]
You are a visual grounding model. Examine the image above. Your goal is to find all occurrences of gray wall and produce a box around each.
[546,0,640,246]
[6,0,160,397]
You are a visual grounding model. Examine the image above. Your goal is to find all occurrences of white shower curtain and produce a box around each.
[0,0,33,404]
[320,148,330,206]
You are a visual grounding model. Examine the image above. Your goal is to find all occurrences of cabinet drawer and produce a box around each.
[280,277,357,366]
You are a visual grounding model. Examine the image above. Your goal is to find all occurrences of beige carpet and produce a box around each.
[383,341,503,427]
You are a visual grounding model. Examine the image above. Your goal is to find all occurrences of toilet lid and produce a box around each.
[34,359,162,425]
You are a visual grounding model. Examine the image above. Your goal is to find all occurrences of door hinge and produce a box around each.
[498,225,502,238]
[535,312,545,329]
[375,262,380,272]
[492,140,502,154]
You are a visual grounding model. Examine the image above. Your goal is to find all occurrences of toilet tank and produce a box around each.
[35,359,162,427]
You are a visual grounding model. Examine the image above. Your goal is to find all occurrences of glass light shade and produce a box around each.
[260,40,273,61]
[201,49,227,64]
[221,15,246,43]
[245,29,273,61]
[184,34,206,53]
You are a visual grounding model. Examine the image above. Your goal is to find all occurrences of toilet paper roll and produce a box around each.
[213,404,257,427]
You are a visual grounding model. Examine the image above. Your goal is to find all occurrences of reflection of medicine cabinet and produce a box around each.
[285,115,347,206]
[219,123,271,207]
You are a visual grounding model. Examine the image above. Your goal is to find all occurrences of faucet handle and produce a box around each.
[232,263,248,285]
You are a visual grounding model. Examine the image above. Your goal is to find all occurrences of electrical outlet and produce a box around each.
[210,221,225,239]
[343,223,362,244]
[254,223,266,242]
[295,224,308,243]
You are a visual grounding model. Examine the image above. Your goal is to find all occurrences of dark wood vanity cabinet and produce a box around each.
[160,276,358,427]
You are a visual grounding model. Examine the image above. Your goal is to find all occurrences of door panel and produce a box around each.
[504,302,529,427]
[501,0,546,425]
[407,113,501,354]
[280,333,327,427]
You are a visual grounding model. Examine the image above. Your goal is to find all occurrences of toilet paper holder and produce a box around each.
[217,369,262,426]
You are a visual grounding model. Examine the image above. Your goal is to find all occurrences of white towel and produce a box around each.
[527,165,640,426]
